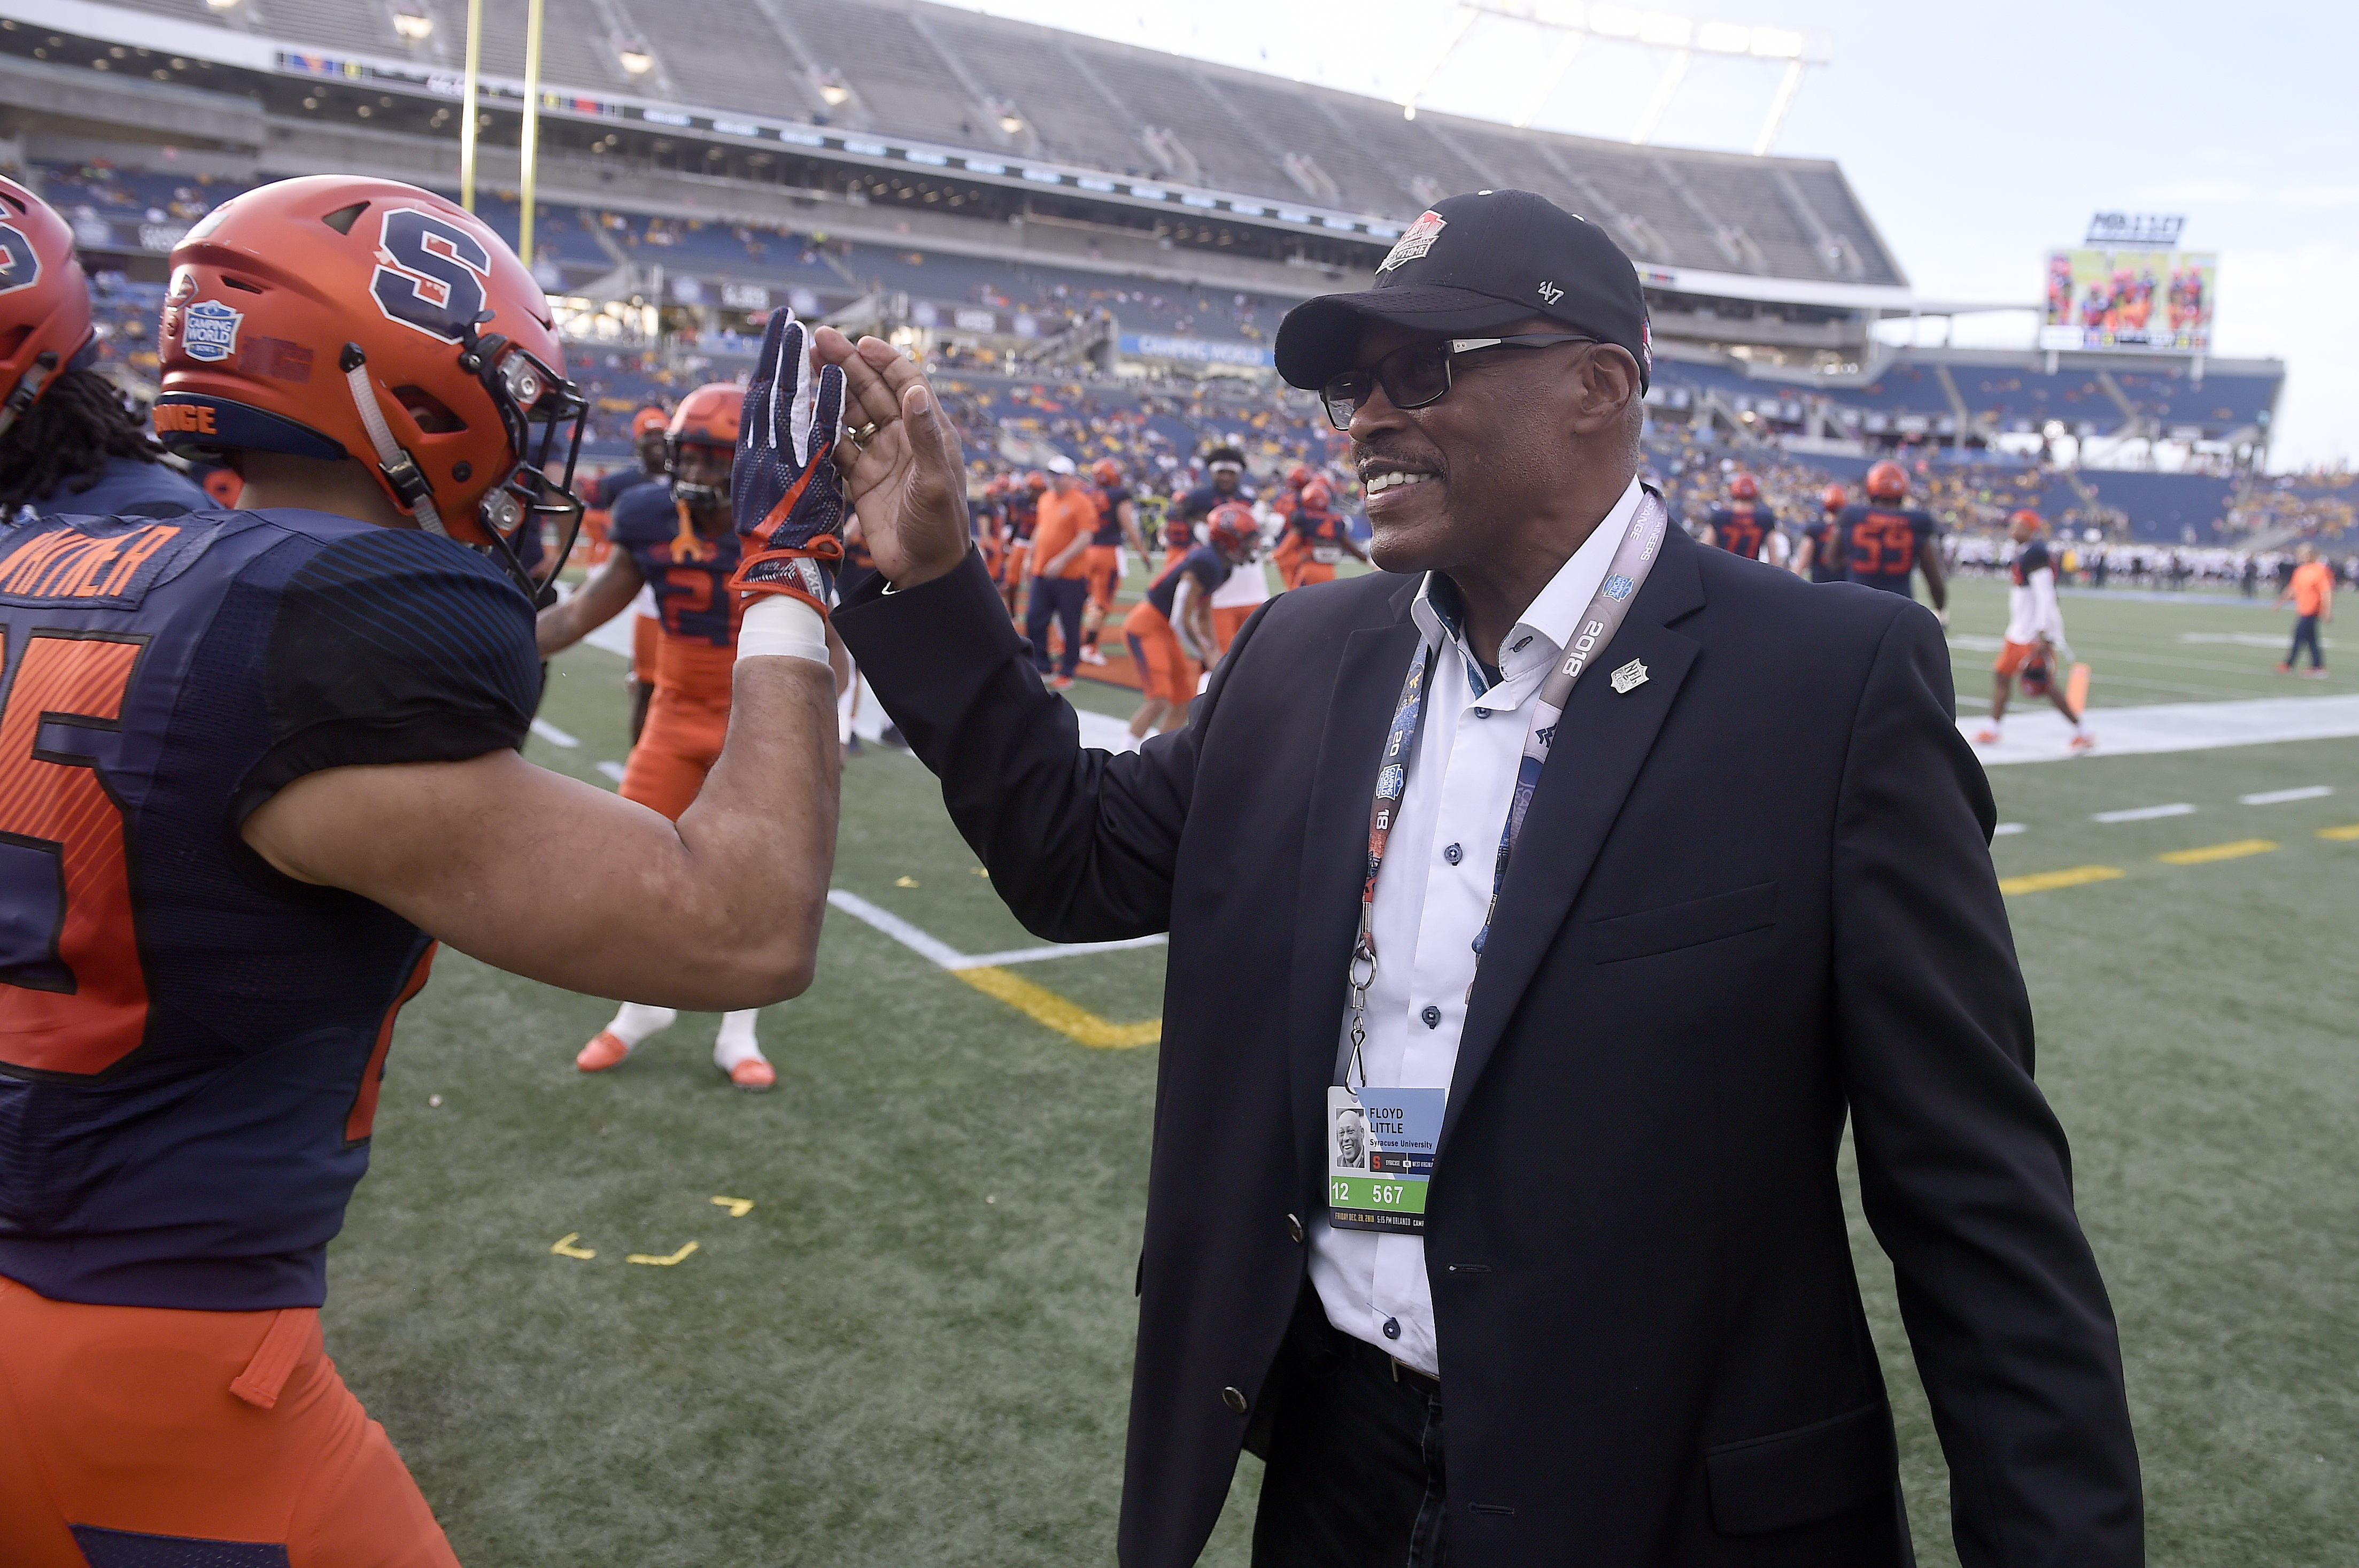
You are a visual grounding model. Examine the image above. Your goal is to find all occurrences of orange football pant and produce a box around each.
[1084,544,1122,614]
[0,1276,459,1567]
[1287,561,1337,590]
[1211,604,1255,656]
[619,638,733,822]
[1123,604,1199,707]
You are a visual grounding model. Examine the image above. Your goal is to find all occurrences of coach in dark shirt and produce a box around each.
[823,190,2140,1567]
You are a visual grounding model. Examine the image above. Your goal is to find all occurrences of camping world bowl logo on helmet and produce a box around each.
[182,299,242,364]
[1379,210,1447,273]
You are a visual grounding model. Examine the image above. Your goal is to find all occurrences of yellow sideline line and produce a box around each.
[954,965,1161,1049]
[2157,839,2277,866]
[1998,864,2125,896]
[2319,824,2359,841]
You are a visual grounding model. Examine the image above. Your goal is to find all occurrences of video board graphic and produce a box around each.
[2041,248,2216,353]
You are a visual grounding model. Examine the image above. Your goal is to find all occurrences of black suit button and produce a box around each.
[1443,842,1462,864]
[1382,1317,1402,1340]
[1286,1212,1305,1243]
[1221,1386,1249,1415]
[1421,1006,1441,1029]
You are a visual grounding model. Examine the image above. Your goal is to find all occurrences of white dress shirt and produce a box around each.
[1308,475,1644,1378]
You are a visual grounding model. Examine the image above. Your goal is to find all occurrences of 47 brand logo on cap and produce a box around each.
[182,300,242,364]
[1378,210,1447,273]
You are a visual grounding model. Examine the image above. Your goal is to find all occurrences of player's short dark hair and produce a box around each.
[0,368,174,513]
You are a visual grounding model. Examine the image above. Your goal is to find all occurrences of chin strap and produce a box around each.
[338,343,447,537]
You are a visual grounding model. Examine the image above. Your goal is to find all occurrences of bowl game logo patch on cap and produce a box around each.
[1379,210,1447,273]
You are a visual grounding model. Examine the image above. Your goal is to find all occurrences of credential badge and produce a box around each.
[1610,658,1649,694]
[1378,210,1447,273]
[182,300,242,364]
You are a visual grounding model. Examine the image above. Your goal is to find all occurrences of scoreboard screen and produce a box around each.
[2040,247,2216,352]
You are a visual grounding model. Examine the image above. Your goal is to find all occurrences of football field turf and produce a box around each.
[328,575,2355,1565]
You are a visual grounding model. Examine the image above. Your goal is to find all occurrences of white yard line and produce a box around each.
[826,889,1167,970]
[2239,785,2334,805]
[2093,804,2197,823]
[1966,694,2359,765]
[1993,823,2028,836]
[595,760,626,782]
[528,717,579,748]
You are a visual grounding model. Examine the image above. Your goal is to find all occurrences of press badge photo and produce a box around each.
[1326,1084,1443,1232]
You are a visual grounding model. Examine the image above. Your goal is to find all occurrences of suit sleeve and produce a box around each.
[834,549,1261,941]
[1830,606,2142,1567]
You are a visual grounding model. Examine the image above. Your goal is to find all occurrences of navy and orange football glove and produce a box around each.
[728,306,847,612]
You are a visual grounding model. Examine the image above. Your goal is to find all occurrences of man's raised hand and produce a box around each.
[728,306,848,612]
[809,327,972,589]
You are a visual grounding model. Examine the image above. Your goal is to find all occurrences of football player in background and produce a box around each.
[2275,542,2334,677]
[1026,455,1095,690]
[1280,476,1367,589]
[1174,441,1251,553]
[1977,509,2091,750]
[1791,482,1848,583]
[0,177,208,522]
[1699,471,1776,561]
[536,383,811,1088]
[0,177,842,1564]
[1840,459,1948,622]
[1078,457,1149,667]
[1123,501,1256,741]
[998,469,1042,615]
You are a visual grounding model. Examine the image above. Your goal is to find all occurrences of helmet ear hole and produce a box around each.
[321,202,369,235]
[391,385,467,434]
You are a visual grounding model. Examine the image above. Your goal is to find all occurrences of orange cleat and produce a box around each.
[575,1031,632,1073]
[1047,674,1075,690]
[726,1057,776,1092]
[1973,728,2000,745]
[2068,732,2097,753]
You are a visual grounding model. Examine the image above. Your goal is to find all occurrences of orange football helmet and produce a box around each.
[1820,484,1848,513]
[630,404,669,438]
[2010,508,2044,531]
[1286,462,1312,490]
[0,176,98,439]
[1206,500,1258,563]
[153,175,585,600]
[1025,470,1048,493]
[1091,457,1123,487]
[666,381,740,506]
[1729,473,1760,500]
[1864,461,1908,503]
[1299,477,1334,510]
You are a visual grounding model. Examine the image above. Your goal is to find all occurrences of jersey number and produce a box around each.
[1850,517,1917,576]
[0,631,151,1078]
[663,567,714,630]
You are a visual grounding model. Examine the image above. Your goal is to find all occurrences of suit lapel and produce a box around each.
[1287,589,1422,1188]
[1436,529,1708,1158]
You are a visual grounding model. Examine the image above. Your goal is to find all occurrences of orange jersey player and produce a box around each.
[0,177,842,1564]
[536,384,800,1090]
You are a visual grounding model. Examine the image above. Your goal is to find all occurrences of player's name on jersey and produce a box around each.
[0,516,216,608]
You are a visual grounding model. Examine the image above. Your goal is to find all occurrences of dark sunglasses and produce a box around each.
[1319,333,1598,430]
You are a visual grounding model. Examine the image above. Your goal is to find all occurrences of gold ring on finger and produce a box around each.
[848,420,880,448]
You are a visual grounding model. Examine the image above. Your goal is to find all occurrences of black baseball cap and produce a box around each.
[1274,189,1651,393]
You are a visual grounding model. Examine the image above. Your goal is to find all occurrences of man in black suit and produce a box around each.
[818,190,2140,1567]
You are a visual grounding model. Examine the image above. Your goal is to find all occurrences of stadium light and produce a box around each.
[390,1,434,42]
[202,0,239,11]
[613,32,654,75]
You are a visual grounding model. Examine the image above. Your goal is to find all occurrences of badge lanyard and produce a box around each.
[1342,489,1671,1090]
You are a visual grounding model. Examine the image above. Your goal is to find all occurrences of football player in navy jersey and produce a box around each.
[1,177,209,523]
[1700,471,1776,561]
[1839,460,1948,623]
[1174,441,1252,551]
[1122,502,1257,741]
[1791,483,1848,583]
[0,176,845,1563]
[1976,508,2091,751]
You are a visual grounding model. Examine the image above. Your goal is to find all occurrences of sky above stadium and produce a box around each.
[939,0,2354,471]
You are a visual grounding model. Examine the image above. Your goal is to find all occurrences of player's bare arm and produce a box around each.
[1118,497,1150,556]
[537,546,644,655]
[1918,533,1948,612]
[242,664,837,1009]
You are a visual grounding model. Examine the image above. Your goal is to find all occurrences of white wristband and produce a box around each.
[735,592,831,667]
